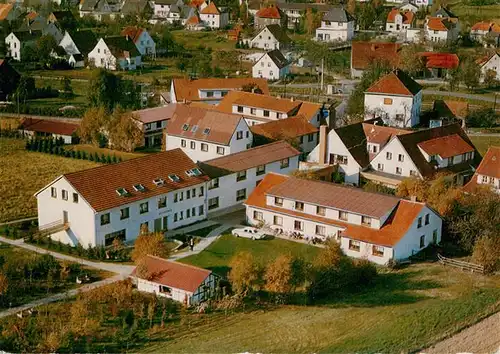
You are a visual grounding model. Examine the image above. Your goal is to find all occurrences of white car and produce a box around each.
[231,227,266,240]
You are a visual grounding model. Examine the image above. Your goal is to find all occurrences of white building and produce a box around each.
[58,30,98,67]
[464,146,500,194]
[470,21,500,46]
[79,0,119,19]
[199,141,301,215]
[478,52,500,82]
[133,256,218,306]
[5,30,42,61]
[152,0,183,19]
[398,1,419,12]
[244,173,443,265]
[19,118,79,144]
[216,90,325,127]
[35,149,210,247]
[277,1,333,29]
[385,9,415,34]
[199,1,228,29]
[164,103,253,162]
[121,27,156,56]
[250,24,291,50]
[169,78,270,105]
[315,7,355,42]
[364,70,423,128]
[132,106,171,147]
[88,36,142,70]
[252,49,290,81]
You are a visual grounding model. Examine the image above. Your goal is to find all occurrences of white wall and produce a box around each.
[5,33,22,61]
[364,92,420,128]
[480,54,500,82]
[252,53,290,80]
[476,173,500,192]
[251,27,282,50]
[88,38,142,71]
[370,137,422,179]
[200,12,228,29]
[59,31,80,55]
[341,237,394,265]
[315,20,354,42]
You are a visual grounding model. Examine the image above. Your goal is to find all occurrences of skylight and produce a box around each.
[153,178,164,186]
[133,184,146,192]
[191,125,198,133]
[168,174,181,182]
[203,128,211,135]
[182,124,190,131]
[116,188,129,197]
[191,168,202,176]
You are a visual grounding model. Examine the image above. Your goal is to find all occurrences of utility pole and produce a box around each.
[320,58,324,92]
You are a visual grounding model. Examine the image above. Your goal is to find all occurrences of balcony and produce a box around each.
[38,220,70,236]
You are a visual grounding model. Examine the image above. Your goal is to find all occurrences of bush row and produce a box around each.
[0,105,85,118]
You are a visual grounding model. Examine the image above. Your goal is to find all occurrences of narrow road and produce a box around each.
[0,217,37,227]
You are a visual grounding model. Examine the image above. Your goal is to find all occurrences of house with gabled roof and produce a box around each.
[255,5,285,30]
[186,13,205,30]
[132,106,172,147]
[88,36,142,70]
[152,0,184,19]
[5,30,43,61]
[79,0,119,20]
[133,256,218,306]
[35,149,210,247]
[169,77,270,105]
[252,49,290,80]
[417,52,459,79]
[470,21,500,46]
[364,69,423,128]
[164,103,253,162]
[19,118,79,144]
[315,7,355,42]
[350,42,401,78]
[424,16,460,42]
[398,1,419,12]
[463,146,500,194]
[121,26,156,56]
[199,1,228,29]
[477,52,500,82]
[277,1,333,29]
[244,173,443,265]
[58,30,98,67]
[250,24,291,50]
[386,9,415,34]
[199,141,301,215]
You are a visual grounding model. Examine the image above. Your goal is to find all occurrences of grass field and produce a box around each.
[180,234,321,276]
[469,135,500,155]
[143,262,500,353]
[0,138,100,222]
[171,30,237,51]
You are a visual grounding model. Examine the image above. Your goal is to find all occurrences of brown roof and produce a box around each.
[387,9,414,24]
[217,91,302,115]
[397,123,480,178]
[20,118,79,136]
[198,141,300,177]
[250,116,318,140]
[0,3,13,20]
[296,101,322,120]
[120,26,145,43]
[351,42,401,70]
[471,21,494,31]
[475,146,500,179]
[132,256,212,292]
[417,134,475,159]
[200,1,220,14]
[165,104,244,145]
[427,17,454,31]
[132,106,172,124]
[172,78,270,102]
[186,14,201,25]
[433,100,469,119]
[366,70,422,96]
[245,173,430,247]
[54,149,209,212]
[256,6,281,19]
[267,174,400,218]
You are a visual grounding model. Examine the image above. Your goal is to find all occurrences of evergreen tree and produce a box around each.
[106,154,112,164]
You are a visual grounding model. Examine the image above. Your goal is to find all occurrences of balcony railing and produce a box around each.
[39,220,70,235]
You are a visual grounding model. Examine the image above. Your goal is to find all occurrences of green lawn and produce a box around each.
[469,135,500,155]
[180,234,320,276]
[171,30,238,51]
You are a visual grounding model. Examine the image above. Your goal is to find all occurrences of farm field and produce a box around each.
[469,135,500,155]
[0,137,100,222]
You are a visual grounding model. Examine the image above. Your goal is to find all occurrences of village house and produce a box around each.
[477,52,500,82]
[58,30,98,67]
[5,30,42,61]
[198,141,301,216]
[364,69,423,128]
[47,10,77,29]
[250,116,319,156]
[121,26,156,56]
[132,106,171,147]
[120,0,152,18]
[398,1,419,12]
[133,256,218,306]
[244,173,443,265]
[216,90,325,127]
[152,0,185,20]
[88,36,142,70]
[254,5,285,30]
[79,0,120,19]
[463,146,500,194]
[19,118,79,144]
[276,1,333,29]
[470,21,500,46]
[185,13,205,30]
[17,18,64,43]
[350,41,400,78]
[164,103,253,162]
[430,100,468,127]
[423,16,460,42]
[35,149,210,247]
[315,7,355,42]
[0,59,20,101]
[199,1,228,29]
[252,49,290,80]
[250,24,291,50]
[417,52,459,79]
[168,78,270,105]
[385,9,415,34]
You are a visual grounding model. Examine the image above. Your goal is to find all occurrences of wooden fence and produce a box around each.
[437,254,485,274]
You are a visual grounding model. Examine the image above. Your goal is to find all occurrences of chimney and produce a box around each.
[410,195,417,202]
[290,96,294,102]
[319,125,328,165]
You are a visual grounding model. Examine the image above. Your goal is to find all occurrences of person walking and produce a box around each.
[189,237,195,252]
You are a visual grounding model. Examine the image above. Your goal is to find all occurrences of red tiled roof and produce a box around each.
[26,11,38,20]
[250,116,318,140]
[362,123,409,145]
[366,70,422,96]
[471,21,491,31]
[189,0,206,8]
[186,15,201,25]
[419,52,459,69]
[52,149,209,212]
[433,100,469,119]
[427,17,451,31]
[256,6,281,19]
[120,26,144,44]
[200,1,220,14]
[217,91,302,115]
[132,256,211,292]
[172,78,270,102]
[387,9,414,24]
[417,134,475,159]
[245,173,430,247]
[199,141,300,177]
[20,118,79,136]
[476,146,500,179]
[351,42,401,70]
[0,4,13,20]
[132,106,172,124]
[165,103,244,145]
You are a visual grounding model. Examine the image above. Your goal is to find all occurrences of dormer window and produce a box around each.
[191,125,198,133]
[182,123,189,131]
[203,128,211,135]
[361,216,371,226]
[153,178,164,186]
[168,174,180,182]
[295,201,304,211]
[133,184,145,192]
[116,188,129,197]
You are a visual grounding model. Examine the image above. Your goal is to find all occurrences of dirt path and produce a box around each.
[426,312,500,354]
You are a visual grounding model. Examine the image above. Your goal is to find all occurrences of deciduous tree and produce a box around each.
[228,251,261,294]
[107,110,143,152]
[131,226,170,268]
[398,45,427,76]
[461,59,481,91]
[78,106,109,146]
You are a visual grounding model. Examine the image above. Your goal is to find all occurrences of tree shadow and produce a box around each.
[206,265,230,277]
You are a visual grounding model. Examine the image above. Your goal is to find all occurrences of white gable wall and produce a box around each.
[251,27,281,50]
[480,54,500,82]
[364,91,421,128]
[59,31,80,55]
[252,53,290,80]
[369,137,422,178]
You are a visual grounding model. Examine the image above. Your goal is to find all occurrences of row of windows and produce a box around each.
[173,205,204,222]
[100,195,172,225]
[51,187,79,203]
[236,105,281,119]
[253,211,329,236]
[203,90,227,98]
[174,187,204,202]
[180,139,225,155]
[377,163,418,176]
[481,175,497,184]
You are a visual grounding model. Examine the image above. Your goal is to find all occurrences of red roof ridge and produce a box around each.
[147,255,212,274]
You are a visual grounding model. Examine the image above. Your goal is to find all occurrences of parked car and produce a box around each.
[231,227,266,240]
